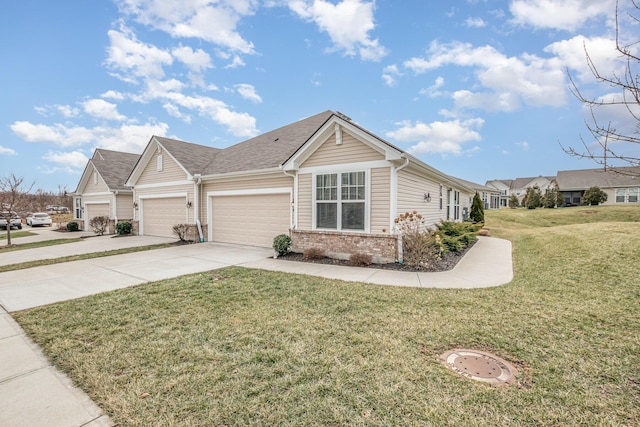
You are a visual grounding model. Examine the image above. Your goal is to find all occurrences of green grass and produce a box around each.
[0,230,36,240]
[0,237,84,254]
[0,243,174,273]
[13,205,640,426]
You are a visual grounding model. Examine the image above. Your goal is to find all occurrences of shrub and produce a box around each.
[395,211,442,265]
[303,247,325,260]
[349,252,372,266]
[583,186,608,205]
[272,234,292,257]
[435,221,479,253]
[116,221,132,235]
[89,216,109,236]
[508,194,519,208]
[470,192,484,223]
[66,221,79,232]
[172,224,190,241]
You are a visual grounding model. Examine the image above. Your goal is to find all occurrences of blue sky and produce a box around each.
[1,0,638,192]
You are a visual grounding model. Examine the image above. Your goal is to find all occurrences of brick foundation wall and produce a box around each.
[291,230,398,264]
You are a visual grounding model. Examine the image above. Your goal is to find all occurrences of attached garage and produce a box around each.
[210,192,291,247]
[141,196,187,238]
[85,202,110,220]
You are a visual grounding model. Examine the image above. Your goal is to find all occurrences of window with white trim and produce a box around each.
[316,171,365,230]
[616,187,639,203]
[75,197,82,219]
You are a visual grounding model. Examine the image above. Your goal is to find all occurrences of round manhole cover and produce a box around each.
[440,349,517,386]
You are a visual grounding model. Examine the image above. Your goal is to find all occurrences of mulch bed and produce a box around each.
[277,240,476,273]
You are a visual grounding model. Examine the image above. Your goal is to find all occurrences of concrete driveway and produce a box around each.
[0,241,273,312]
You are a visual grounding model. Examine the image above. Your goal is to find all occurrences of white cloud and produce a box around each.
[288,0,388,61]
[509,0,616,32]
[42,150,89,169]
[163,103,192,124]
[516,141,530,151]
[101,90,126,100]
[172,45,213,73]
[115,0,257,54]
[106,26,173,83]
[386,117,484,155]
[419,76,446,98]
[465,17,486,28]
[235,84,262,103]
[382,64,401,87]
[544,35,622,83]
[34,104,80,118]
[404,41,567,111]
[10,120,169,151]
[0,145,17,155]
[83,99,126,121]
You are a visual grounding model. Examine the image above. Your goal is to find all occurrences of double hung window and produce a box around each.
[316,171,365,231]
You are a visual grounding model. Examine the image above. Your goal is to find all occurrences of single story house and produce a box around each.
[74,111,476,262]
[487,166,640,206]
[72,148,140,234]
[555,167,640,205]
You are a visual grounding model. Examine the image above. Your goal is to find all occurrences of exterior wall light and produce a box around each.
[424,193,431,202]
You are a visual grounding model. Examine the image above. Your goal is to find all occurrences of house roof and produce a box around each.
[154,136,220,175]
[556,166,640,190]
[455,178,500,193]
[202,110,334,175]
[76,149,140,193]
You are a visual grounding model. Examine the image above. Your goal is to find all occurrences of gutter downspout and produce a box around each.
[283,170,297,231]
[193,174,204,242]
[113,191,118,233]
[392,157,410,263]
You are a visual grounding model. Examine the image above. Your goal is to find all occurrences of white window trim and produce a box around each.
[312,169,370,233]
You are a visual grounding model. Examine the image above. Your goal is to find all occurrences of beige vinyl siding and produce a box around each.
[370,167,391,233]
[83,169,109,193]
[115,194,134,220]
[397,168,443,228]
[297,174,312,230]
[301,133,384,168]
[137,152,187,185]
[134,185,194,222]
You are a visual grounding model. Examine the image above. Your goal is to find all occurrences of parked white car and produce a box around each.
[0,212,22,230]
[26,212,53,227]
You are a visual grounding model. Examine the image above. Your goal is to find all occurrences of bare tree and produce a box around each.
[564,0,640,175]
[0,174,34,246]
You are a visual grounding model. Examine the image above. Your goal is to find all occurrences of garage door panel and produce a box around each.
[211,193,290,247]
[142,197,186,238]
[86,203,110,220]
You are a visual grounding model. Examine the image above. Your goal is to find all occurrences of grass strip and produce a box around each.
[0,237,84,253]
[0,243,173,273]
[0,230,37,240]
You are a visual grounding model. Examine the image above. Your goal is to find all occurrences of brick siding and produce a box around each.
[291,230,398,264]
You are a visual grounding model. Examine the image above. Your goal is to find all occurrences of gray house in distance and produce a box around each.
[487,166,640,206]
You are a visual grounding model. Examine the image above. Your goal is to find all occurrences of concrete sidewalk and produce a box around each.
[0,235,512,427]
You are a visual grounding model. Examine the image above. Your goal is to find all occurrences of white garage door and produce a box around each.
[211,193,291,247]
[141,197,186,238]
[86,203,110,220]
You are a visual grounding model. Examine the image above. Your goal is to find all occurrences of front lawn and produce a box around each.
[13,205,640,426]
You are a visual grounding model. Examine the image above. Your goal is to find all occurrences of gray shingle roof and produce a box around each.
[202,110,334,175]
[455,178,500,192]
[91,149,140,191]
[154,136,220,175]
[556,166,640,189]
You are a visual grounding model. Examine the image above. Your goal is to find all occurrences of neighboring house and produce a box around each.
[556,167,640,206]
[455,178,501,211]
[117,110,475,262]
[487,167,640,207]
[72,149,140,233]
